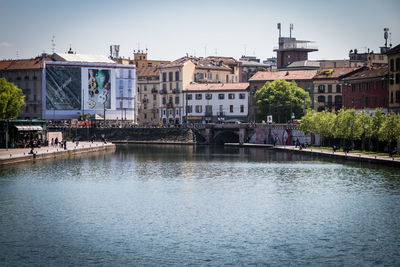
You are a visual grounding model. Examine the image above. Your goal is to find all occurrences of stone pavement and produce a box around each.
[0,142,114,165]
[274,145,400,166]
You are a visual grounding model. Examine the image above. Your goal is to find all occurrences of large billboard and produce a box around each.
[86,69,112,110]
[46,65,81,110]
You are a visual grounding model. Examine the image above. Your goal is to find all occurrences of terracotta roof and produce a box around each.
[342,66,388,81]
[313,67,361,79]
[185,82,249,92]
[387,44,400,55]
[162,56,232,71]
[137,67,160,77]
[205,56,238,66]
[0,60,13,70]
[4,57,53,70]
[249,70,318,81]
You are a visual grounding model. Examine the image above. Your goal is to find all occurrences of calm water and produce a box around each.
[0,145,399,266]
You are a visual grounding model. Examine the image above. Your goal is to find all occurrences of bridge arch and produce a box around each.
[213,130,239,145]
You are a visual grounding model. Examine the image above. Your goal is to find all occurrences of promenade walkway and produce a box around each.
[0,142,115,166]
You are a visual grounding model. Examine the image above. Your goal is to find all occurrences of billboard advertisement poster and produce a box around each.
[45,65,81,110]
[86,69,112,110]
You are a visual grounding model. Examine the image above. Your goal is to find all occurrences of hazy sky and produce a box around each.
[1,0,399,61]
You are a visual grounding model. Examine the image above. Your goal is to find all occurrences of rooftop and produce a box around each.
[313,68,361,79]
[185,82,250,92]
[0,57,53,70]
[52,53,115,64]
[162,56,232,71]
[342,66,388,81]
[137,67,160,77]
[249,70,318,81]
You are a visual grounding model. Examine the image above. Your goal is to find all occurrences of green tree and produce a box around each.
[299,109,318,134]
[355,111,373,150]
[315,110,336,146]
[254,80,311,123]
[0,78,25,119]
[334,109,362,148]
[378,112,400,153]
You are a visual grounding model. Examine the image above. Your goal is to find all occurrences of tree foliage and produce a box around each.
[0,78,25,119]
[254,80,311,123]
[300,108,400,152]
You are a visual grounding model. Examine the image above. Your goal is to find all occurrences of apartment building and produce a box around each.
[313,68,362,112]
[0,55,53,119]
[342,67,388,112]
[159,56,238,124]
[183,83,250,124]
[387,44,400,113]
[137,67,160,125]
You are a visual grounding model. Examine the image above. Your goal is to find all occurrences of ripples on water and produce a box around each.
[0,145,399,266]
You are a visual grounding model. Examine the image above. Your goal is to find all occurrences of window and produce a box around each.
[396,91,400,103]
[374,96,377,105]
[317,96,325,103]
[208,73,212,79]
[305,84,310,92]
[169,72,173,81]
[175,96,179,104]
[328,85,332,93]
[396,58,400,71]
[153,94,156,100]
[162,97,166,104]
[253,85,258,92]
[358,84,362,91]
[216,74,219,81]
[206,93,212,100]
[195,94,202,100]
[175,71,179,81]
[390,59,394,72]
[195,105,202,113]
[205,105,212,114]
[144,113,147,119]
[218,94,224,100]
[187,94,192,100]
[144,104,147,110]
[366,83,370,91]
[228,93,235,99]
[365,96,369,106]
[144,85,147,91]
[396,73,400,84]
[374,81,377,90]
[240,105,244,113]
[391,92,393,103]
[318,85,325,93]
[170,83,173,90]
[187,105,192,113]
[176,82,179,90]
[382,80,386,89]
[351,84,355,92]
[162,73,167,82]
[239,93,245,99]
[328,95,332,104]
[128,80,132,88]
[229,105,234,113]
[336,84,341,93]
[162,83,167,90]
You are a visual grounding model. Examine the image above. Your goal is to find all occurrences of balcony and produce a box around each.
[159,89,167,94]
[172,89,180,94]
[142,98,149,103]
[217,111,225,117]
[151,88,158,93]
[167,103,173,108]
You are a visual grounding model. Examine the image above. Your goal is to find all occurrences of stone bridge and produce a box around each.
[192,123,300,145]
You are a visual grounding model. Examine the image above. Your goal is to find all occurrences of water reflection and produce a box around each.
[0,144,399,266]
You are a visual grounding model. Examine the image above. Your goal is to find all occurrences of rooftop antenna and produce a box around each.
[290,24,293,38]
[277,23,281,38]
[51,35,56,53]
[389,32,392,48]
[384,28,389,48]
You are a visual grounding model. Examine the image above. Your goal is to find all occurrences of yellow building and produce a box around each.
[388,44,400,113]
[133,50,170,68]
[137,67,160,126]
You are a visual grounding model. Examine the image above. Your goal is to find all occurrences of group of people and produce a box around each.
[50,137,67,150]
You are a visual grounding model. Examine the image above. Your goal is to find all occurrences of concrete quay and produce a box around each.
[225,143,400,167]
[0,142,115,166]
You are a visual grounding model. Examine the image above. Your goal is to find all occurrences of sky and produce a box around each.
[1,0,399,62]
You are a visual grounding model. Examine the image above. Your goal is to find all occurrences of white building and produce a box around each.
[182,83,250,124]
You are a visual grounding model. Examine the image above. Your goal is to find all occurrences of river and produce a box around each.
[0,145,399,265]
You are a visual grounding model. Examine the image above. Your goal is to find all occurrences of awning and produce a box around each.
[15,126,43,131]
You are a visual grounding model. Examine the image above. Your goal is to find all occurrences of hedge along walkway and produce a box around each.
[0,142,115,166]
[273,145,400,167]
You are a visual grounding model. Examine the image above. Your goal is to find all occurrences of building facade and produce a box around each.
[387,44,400,113]
[183,83,250,124]
[313,68,362,112]
[0,55,53,119]
[342,67,388,112]
[159,56,238,125]
[137,67,160,125]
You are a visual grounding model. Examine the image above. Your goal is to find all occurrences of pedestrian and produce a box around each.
[51,138,54,147]
[55,137,58,146]
[63,140,67,150]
